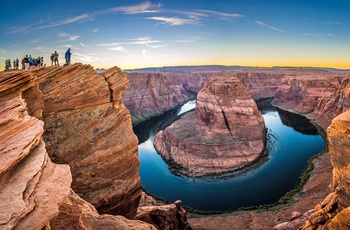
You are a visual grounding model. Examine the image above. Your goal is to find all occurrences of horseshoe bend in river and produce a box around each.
[133,100,325,212]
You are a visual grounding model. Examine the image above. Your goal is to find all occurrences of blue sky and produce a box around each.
[1,0,349,70]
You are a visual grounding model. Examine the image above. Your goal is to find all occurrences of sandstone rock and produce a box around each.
[0,71,72,229]
[135,200,191,230]
[31,64,142,218]
[236,72,285,100]
[273,222,296,230]
[273,74,350,129]
[154,75,265,177]
[139,192,157,207]
[300,111,350,229]
[50,189,156,230]
[123,72,191,125]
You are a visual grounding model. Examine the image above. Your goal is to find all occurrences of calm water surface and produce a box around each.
[134,100,325,212]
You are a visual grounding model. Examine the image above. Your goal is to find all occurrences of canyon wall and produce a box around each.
[300,111,350,229]
[0,66,190,229]
[273,74,350,129]
[29,64,142,218]
[154,74,266,177]
[123,72,191,125]
[0,70,71,229]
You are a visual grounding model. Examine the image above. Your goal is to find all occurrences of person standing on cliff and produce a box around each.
[53,51,59,66]
[65,48,71,65]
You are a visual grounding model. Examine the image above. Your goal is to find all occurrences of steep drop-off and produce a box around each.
[29,64,141,218]
[154,74,265,177]
[273,74,350,129]
[300,111,350,229]
[0,70,72,229]
[123,72,191,125]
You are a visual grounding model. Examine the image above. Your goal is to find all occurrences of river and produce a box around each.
[133,100,325,212]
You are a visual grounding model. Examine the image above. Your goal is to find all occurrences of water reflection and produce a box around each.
[135,99,325,212]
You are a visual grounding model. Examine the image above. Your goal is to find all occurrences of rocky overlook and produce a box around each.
[0,65,190,229]
[154,74,265,177]
[123,72,191,125]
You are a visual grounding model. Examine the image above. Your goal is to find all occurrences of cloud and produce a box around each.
[108,46,129,52]
[196,10,243,20]
[37,14,95,29]
[91,28,99,33]
[80,42,90,48]
[107,1,157,14]
[147,16,197,26]
[255,20,285,32]
[98,36,161,47]
[58,32,80,41]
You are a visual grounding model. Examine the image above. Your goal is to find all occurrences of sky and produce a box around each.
[1,0,349,70]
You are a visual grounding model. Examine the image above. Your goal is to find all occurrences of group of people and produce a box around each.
[50,48,72,66]
[4,48,72,71]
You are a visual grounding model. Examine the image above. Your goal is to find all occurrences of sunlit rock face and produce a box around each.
[123,72,191,125]
[154,74,265,177]
[300,111,350,229]
[0,70,72,229]
[236,72,286,100]
[31,64,142,218]
[273,74,350,129]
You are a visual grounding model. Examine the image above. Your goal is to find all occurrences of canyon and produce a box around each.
[1,64,350,229]
[154,74,266,177]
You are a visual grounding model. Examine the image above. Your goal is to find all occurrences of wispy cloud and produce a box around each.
[303,33,334,37]
[37,14,95,30]
[255,20,285,32]
[58,32,80,41]
[108,46,130,52]
[80,42,90,48]
[91,28,99,33]
[98,36,161,47]
[196,10,243,20]
[147,16,197,26]
[104,1,157,14]
[325,21,346,25]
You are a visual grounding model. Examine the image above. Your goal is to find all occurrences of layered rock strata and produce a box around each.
[50,189,156,230]
[29,64,142,218]
[300,111,350,229]
[154,74,265,177]
[123,72,191,125]
[273,74,350,129]
[0,70,72,229]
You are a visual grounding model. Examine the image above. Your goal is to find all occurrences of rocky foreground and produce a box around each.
[0,65,190,230]
[154,74,265,177]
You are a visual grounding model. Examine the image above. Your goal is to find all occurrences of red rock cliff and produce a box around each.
[273,74,350,129]
[300,111,350,229]
[154,74,265,177]
[30,64,142,218]
[123,72,190,125]
[0,70,72,229]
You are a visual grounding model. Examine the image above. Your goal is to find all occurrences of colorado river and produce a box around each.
[134,100,325,212]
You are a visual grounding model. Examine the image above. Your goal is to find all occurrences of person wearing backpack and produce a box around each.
[53,51,59,66]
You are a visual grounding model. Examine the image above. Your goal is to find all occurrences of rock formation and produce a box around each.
[50,189,156,230]
[236,72,286,100]
[0,70,72,229]
[300,111,350,229]
[27,64,142,218]
[123,72,191,125]
[0,66,191,230]
[154,74,265,177]
[273,74,350,129]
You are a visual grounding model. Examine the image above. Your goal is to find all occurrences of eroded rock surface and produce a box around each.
[30,64,142,218]
[300,111,350,229]
[273,74,350,129]
[0,70,72,229]
[154,74,265,177]
[123,72,190,125]
[50,189,156,230]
